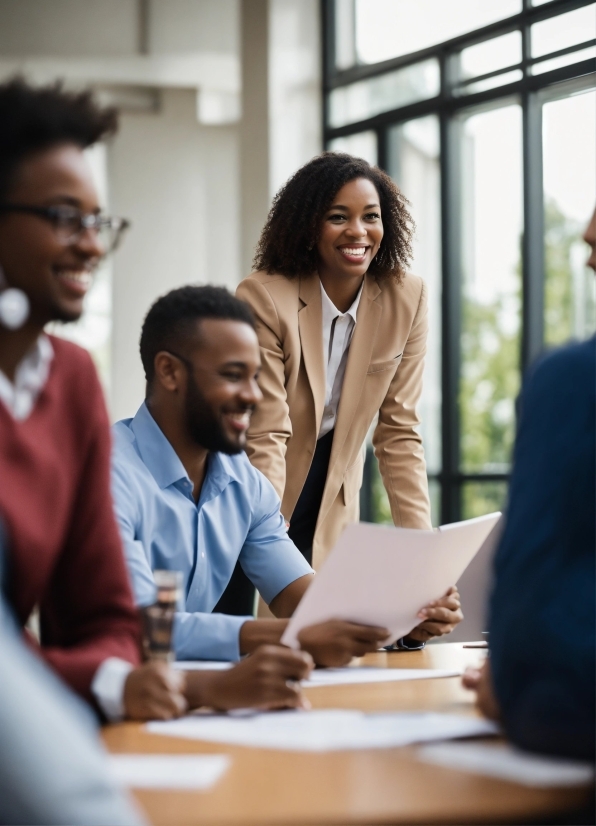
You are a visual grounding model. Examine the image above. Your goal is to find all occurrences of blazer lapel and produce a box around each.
[329,275,382,466]
[298,275,326,430]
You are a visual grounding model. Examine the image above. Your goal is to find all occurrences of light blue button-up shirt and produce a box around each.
[111,403,313,661]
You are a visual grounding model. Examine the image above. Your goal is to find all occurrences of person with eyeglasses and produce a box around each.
[0,77,189,722]
[0,77,315,720]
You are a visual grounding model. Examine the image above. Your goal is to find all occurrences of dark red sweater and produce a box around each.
[0,336,140,707]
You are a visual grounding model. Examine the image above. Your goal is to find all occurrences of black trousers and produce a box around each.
[213,429,334,616]
[213,561,255,616]
[287,428,334,566]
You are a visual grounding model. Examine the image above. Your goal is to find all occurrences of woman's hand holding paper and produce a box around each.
[407,586,463,642]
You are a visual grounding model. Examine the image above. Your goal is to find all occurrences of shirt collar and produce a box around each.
[320,279,364,326]
[130,402,191,490]
[0,333,54,420]
[130,401,240,497]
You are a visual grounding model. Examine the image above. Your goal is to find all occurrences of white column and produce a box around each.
[239,0,322,279]
[109,89,240,420]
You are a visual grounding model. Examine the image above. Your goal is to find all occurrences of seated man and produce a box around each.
[112,285,462,665]
[0,77,311,720]
[464,209,596,761]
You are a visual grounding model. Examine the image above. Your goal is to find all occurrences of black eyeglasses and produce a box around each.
[0,203,131,254]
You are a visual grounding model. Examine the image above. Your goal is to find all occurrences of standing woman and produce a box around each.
[238,151,432,563]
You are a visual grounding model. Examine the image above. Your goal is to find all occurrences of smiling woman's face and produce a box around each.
[316,177,384,283]
[0,142,103,327]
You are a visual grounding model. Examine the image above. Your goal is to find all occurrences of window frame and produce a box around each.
[322,0,596,524]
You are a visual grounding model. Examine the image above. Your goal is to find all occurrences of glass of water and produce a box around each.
[141,570,182,662]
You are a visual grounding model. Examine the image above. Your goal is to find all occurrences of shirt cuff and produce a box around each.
[173,612,253,662]
[91,657,134,721]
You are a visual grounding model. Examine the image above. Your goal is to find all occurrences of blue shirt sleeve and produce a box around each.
[238,469,314,606]
[111,457,252,662]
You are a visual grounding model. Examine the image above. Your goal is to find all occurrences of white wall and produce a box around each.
[239,0,322,276]
[0,0,321,420]
[109,88,240,420]
[148,0,239,54]
[268,0,321,195]
[0,0,140,56]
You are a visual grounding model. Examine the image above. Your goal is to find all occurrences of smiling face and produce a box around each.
[316,177,384,283]
[181,318,263,454]
[0,142,103,327]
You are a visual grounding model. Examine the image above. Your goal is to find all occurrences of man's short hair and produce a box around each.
[0,77,118,201]
[140,285,256,384]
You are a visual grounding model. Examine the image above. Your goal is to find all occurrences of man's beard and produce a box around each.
[185,371,246,455]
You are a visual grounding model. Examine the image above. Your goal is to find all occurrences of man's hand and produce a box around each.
[462,659,500,721]
[123,661,188,721]
[406,586,463,642]
[187,645,314,711]
[297,620,390,667]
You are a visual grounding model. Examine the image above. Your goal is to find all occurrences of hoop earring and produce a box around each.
[0,265,30,330]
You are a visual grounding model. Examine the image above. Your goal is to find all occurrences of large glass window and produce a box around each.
[351,0,522,66]
[542,88,596,345]
[459,105,523,478]
[328,60,439,128]
[325,0,596,524]
[328,131,378,165]
[387,116,442,479]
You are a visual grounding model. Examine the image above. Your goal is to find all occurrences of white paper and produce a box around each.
[147,710,499,752]
[282,513,501,649]
[418,742,595,788]
[173,661,460,686]
[107,754,230,790]
[304,667,460,686]
[173,661,233,671]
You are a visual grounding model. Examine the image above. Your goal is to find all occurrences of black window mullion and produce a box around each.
[376,127,388,171]
[521,89,545,372]
[440,86,463,525]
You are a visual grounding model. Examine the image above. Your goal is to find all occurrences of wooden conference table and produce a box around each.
[103,643,592,825]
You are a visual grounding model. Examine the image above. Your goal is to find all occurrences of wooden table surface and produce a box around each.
[103,643,592,825]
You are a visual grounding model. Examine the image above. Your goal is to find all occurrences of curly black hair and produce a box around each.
[0,76,118,201]
[140,285,256,384]
[253,152,414,282]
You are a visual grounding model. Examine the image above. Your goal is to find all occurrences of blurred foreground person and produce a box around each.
[0,78,313,716]
[0,529,144,826]
[464,209,596,761]
[0,77,188,721]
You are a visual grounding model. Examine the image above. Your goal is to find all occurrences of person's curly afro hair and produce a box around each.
[253,152,414,282]
[0,76,118,201]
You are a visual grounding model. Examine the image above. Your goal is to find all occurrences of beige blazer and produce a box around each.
[236,270,432,569]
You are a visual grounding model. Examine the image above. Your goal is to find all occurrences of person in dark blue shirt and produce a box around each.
[465,209,596,762]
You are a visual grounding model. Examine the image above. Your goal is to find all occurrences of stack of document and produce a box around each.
[108,754,230,789]
[147,710,498,752]
[418,742,595,788]
[174,661,462,687]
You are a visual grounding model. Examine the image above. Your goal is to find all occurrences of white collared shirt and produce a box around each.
[0,334,54,420]
[318,280,363,439]
[0,333,131,721]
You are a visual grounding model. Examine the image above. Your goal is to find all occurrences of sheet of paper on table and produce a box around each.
[173,661,461,686]
[281,512,502,649]
[108,754,230,790]
[147,710,499,752]
[418,742,595,788]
